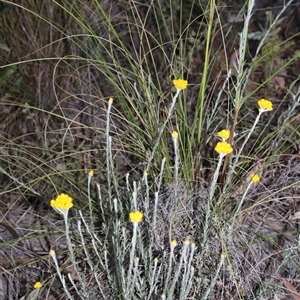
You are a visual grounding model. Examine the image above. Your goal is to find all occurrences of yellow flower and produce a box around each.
[214,142,233,155]
[50,193,73,211]
[108,97,113,103]
[172,131,178,138]
[217,129,230,141]
[258,99,273,112]
[171,239,177,248]
[184,239,190,245]
[129,210,143,223]
[34,281,42,289]
[173,79,188,90]
[251,173,260,183]
[89,170,94,177]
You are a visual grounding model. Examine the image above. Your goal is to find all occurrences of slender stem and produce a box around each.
[127,222,138,287]
[146,89,180,173]
[197,0,215,144]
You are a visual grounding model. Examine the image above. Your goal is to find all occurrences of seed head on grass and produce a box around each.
[258,99,273,113]
[173,79,188,90]
[129,210,143,223]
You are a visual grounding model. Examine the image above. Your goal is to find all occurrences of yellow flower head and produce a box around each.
[129,210,143,223]
[258,99,273,112]
[171,239,177,248]
[34,281,42,289]
[89,170,94,177]
[173,79,188,90]
[108,97,113,103]
[217,129,230,141]
[50,193,73,212]
[184,239,190,245]
[251,173,260,183]
[215,142,233,155]
[172,131,178,138]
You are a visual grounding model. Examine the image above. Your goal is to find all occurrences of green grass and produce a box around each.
[1,0,300,299]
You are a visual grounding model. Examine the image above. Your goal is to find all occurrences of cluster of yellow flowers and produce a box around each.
[213,98,272,157]
[50,193,73,211]
[258,98,273,112]
[41,78,275,300]
[251,173,260,183]
[214,141,233,155]
[217,129,230,141]
[34,281,42,289]
[50,192,144,224]
[215,129,232,155]
[129,210,143,223]
[173,79,188,90]
[172,131,179,139]
[45,82,271,295]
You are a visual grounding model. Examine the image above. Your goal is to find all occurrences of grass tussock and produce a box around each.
[0,0,300,299]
